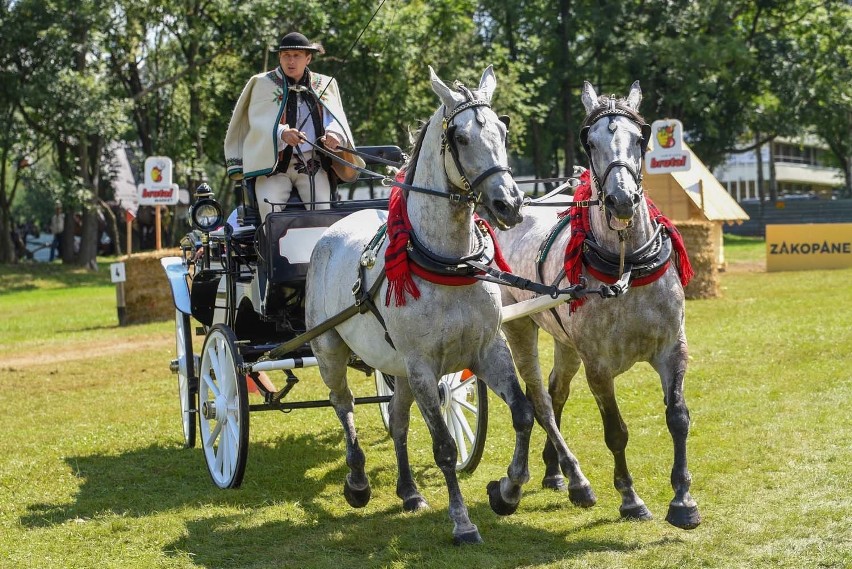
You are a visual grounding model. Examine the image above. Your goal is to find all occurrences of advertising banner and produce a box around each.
[645,119,691,174]
[766,224,852,271]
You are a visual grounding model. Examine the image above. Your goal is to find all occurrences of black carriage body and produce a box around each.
[262,210,352,285]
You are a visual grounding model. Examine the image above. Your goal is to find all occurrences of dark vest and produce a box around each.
[276,69,333,176]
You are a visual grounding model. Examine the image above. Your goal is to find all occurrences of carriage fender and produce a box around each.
[160,257,192,315]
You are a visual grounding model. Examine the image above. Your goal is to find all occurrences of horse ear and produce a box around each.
[429,65,461,110]
[626,80,642,111]
[581,81,598,114]
[478,65,497,101]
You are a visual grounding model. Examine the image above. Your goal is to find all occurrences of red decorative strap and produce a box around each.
[384,172,513,306]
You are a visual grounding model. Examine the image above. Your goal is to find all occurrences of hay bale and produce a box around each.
[121,248,182,324]
[677,221,719,299]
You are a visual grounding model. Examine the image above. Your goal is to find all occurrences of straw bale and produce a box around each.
[677,221,719,299]
[120,249,182,324]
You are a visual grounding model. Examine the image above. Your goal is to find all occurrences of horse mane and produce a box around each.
[403,119,430,185]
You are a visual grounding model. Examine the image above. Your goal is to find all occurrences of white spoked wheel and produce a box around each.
[375,369,487,473]
[173,310,197,449]
[198,324,249,489]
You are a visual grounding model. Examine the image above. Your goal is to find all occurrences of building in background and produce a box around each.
[713,136,844,202]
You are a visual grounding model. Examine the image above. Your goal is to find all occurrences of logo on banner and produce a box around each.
[645,119,690,174]
[139,156,179,205]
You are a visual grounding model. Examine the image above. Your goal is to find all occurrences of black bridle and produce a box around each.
[438,83,513,205]
[579,96,651,202]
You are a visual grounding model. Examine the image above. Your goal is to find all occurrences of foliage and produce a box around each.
[1,0,850,262]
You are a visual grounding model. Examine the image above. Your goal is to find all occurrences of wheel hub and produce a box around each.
[438,379,449,411]
[201,400,217,420]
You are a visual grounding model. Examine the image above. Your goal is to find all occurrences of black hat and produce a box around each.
[270,32,324,54]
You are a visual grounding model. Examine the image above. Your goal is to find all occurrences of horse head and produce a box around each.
[429,65,524,229]
[580,81,651,231]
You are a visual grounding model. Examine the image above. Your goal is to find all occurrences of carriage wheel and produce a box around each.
[374,369,488,473]
[198,324,249,489]
[173,310,197,449]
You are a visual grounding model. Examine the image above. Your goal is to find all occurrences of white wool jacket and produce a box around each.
[224,68,364,181]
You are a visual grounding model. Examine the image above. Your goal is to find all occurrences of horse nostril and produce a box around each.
[604,195,618,209]
[632,193,641,205]
[493,200,509,216]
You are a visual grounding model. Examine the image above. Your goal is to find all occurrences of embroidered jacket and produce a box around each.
[224,67,364,181]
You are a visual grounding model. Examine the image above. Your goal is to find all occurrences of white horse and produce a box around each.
[306,66,533,544]
[496,81,701,529]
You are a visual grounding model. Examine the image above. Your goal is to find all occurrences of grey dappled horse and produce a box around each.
[496,81,701,529]
[305,66,533,544]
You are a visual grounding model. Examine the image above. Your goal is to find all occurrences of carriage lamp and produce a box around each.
[189,183,223,232]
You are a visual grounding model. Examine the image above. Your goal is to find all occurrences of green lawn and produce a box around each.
[0,246,850,568]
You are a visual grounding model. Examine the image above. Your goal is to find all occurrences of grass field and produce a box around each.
[1,236,850,568]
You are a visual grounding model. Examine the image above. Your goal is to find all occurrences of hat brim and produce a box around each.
[269,45,322,53]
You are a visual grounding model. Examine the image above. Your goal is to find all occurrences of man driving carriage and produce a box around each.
[224,31,365,219]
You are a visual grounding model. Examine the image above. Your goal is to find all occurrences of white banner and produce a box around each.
[645,119,691,174]
[144,156,173,190]
[138,182,180,206]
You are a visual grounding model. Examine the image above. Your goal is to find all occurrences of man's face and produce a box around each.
[278,50,312,80]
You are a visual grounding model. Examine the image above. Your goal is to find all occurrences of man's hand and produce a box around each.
[321,132,341,151]
[280,127,305,147]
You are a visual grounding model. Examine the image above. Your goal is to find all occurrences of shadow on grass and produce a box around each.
[163,498,652,569]
[20,427,678,566]
[0,262,110,296]
[20,430,345,528]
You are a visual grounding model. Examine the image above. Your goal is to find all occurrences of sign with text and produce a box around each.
[644,119,691,174]
[137,182,180,206]
[766,223,852,272]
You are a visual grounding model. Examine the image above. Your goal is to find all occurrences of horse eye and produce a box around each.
[455,133,469,146]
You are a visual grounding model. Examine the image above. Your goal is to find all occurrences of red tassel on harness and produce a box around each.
[647,199,694,287]
[561,171,592,313]
[384,185,421,307]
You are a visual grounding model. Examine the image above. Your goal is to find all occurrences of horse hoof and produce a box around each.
[343,480,371,508]
[487,480,519,516]
[666,504,701,529]
[542,475,567,491]
[568,485,597,508]
[402,495,429,512]
[452,528,483,545]
[620,503,653,521]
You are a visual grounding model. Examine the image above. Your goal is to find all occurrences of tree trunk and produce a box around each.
[755,132,766,209]
[0,208,15,263]
[530,119,543,196]
[78,206,100,270]
[558,0,574,176]
[768,138,778,202]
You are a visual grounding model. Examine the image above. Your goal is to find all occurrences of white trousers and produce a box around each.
[255,157,331,219]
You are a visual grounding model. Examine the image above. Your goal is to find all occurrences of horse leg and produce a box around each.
[501,320,596,507]
[653,336,701,529]
[407,359,481,544]
[388,375,429,512]
[585,366,651,521]
[313,329,371,508]
[469,337,536,516]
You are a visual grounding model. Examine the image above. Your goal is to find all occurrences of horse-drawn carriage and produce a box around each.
[160,69,701,541]
[161,144,492,489]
